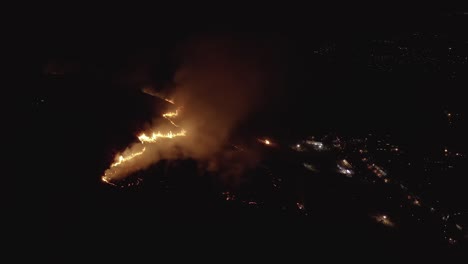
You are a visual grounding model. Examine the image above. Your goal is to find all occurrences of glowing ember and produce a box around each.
[162,108,182,127]
[258,138,272,146]
[162,109,180,118]
[372,214,395,227]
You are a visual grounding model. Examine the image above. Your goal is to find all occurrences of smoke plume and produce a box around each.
[103,34,280,183]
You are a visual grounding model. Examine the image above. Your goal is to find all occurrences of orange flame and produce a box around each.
[101,175,118,186]
[101,106,187,185]
[162,109,181,118]
[110,147,146,167]
[138,130,187,143]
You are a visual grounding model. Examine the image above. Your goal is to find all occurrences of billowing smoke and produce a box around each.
[103,34,282,183]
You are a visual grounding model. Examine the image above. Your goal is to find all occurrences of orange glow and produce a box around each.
[258,138,272,146]
[111,147,146,167]
[101,176,117,186]
[138,130,187,143]
[101,106,186,185]
[162,108,181,118]
[162,108,183,127]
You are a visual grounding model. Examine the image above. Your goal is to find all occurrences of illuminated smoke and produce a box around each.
[102,35,279,184]
[101,107,186,182]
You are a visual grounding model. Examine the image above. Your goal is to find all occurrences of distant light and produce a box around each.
[297,144,300,148]
[296,202,305,210]
[372,213,395,227]
[258,138,272,146]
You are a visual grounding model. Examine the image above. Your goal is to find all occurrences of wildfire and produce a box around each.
[110,147,146,167]
[101,106,187,185]
[138,130,187,143]
[162,109,180,118]
[101,175,117,186]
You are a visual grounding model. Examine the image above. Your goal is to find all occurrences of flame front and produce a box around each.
[138,130,187,143]
[162,108,182,127]
[162,109,180,118]
[101,107,186,185]
[110,147,146,167]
